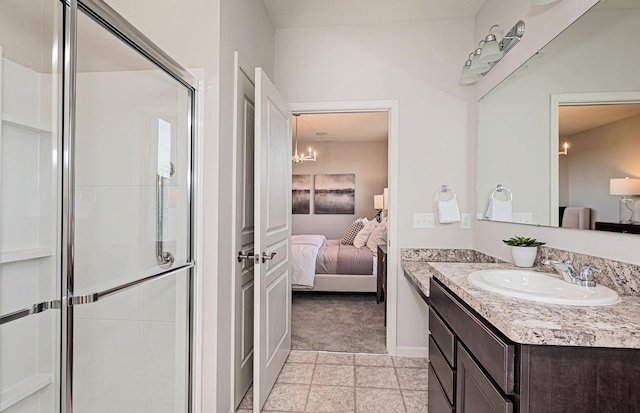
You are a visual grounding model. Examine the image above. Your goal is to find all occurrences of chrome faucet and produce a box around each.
[542,259,602,287]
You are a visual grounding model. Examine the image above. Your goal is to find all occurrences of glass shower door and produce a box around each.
[68,5,194,413]
[0,0,63,412]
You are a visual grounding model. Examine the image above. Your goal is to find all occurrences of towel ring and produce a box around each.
[490,184,513,201]
[435,185,456,201]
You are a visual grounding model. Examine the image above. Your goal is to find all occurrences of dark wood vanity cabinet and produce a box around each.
[427,277,640,413]
[428,278,514,413]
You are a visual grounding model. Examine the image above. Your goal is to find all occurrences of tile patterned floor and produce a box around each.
[237,350,428,413]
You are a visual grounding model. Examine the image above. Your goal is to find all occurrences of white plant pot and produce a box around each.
[511,246,538,268]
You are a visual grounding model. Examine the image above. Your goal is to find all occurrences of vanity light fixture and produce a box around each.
[610,177,640,224]
[459,20,526,86]
[292,114,317,163]
[558,141,569,155]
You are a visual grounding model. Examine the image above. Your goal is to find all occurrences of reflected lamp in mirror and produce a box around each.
[558,141,568,155]
[610,177,640,224]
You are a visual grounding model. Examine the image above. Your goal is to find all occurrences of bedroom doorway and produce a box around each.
[290,110,390,354]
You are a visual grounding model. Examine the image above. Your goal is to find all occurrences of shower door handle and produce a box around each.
[156,163,175,267]
[70,262,194,305]
[0,300,61,326]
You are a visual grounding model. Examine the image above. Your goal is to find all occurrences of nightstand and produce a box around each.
[377,244,388,326]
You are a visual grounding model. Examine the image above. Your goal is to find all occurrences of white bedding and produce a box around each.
[291,235,326,288]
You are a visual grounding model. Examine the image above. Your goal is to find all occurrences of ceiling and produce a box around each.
[294,112,388,143]
[262,0,487,29]
[559,104,640,136]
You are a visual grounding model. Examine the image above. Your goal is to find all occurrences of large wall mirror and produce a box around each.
[476,0,640,234]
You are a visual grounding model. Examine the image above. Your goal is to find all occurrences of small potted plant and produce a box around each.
[503,236,546,268]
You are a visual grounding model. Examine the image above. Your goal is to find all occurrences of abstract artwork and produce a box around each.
[292,174,311,214]
[314,174,355,214]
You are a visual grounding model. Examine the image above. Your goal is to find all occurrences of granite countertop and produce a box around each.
[402,260,640,349]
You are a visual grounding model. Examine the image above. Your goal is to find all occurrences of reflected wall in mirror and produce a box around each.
[477,0,640,234]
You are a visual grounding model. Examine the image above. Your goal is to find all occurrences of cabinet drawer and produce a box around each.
[457,343,513,413]
[430,278,515,394]
[429,335,455,404]
[429,307,455,367]
[428,365,454,413]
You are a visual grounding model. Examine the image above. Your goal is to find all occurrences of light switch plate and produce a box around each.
[414,212,435,228]
[461,213,471,229]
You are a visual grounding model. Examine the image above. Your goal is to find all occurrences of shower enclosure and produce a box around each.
[0,0,197,412]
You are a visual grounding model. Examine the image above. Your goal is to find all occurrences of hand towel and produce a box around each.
[485,199,513,222]
[438,198,461,223]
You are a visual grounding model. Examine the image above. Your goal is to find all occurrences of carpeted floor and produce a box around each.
[291,292,386,353]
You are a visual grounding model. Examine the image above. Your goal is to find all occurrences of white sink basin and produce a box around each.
[467,269,620,306]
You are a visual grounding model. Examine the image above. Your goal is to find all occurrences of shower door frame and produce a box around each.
[60,1,199,412]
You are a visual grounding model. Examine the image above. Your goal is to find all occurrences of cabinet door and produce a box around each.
[428,366,454,413]
[456,343,513,413]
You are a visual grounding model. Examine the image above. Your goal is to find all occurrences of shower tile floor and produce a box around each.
[236,350,429,413]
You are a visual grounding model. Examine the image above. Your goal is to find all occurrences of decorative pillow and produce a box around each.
[341,219,364,245]
[353,220,378,248]
[367,225,387,253]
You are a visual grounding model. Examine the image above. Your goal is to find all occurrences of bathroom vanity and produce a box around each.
[404,261,640,413]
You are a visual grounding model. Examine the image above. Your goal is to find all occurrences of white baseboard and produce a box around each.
[395,345,429,358]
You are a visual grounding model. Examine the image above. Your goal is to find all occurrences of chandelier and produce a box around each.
[292,114,317,163]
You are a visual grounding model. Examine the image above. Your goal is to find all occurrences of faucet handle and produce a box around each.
[577,263,601,286]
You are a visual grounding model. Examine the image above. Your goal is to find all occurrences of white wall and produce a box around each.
[1,57,57,413]
[292,141,388,239]
[275,18,476,354]
[473,0,640,265]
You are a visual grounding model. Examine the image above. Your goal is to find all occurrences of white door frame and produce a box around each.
[550,91,640,226]
[290,100,400,355]
[189,68,205,413]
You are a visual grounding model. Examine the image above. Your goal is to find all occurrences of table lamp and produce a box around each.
[610,177,640,223]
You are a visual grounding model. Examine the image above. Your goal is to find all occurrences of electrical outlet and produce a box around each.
[414,213,435,228]
[460,213,471,229]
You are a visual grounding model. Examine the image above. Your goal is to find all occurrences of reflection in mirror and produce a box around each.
[476,0,640,234]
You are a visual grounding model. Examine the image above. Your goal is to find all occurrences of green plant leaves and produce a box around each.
[502,236,546,247]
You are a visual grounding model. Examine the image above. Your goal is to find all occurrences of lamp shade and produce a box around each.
[383,188,389,210]
[469,49,490,75]
[479,39,503,64]
[610,178,640,195]
[374,194,384,209]
[459,63,479,85]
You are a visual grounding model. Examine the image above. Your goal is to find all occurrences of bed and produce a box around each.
[291,235,378,292]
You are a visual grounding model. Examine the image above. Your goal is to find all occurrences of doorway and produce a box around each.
[231,94,399,410]
[290,111,389,354]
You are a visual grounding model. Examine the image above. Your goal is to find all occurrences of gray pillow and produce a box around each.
[340,219,364,245]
